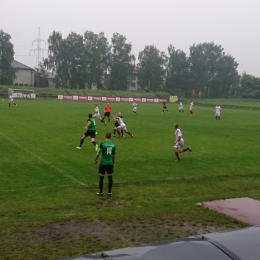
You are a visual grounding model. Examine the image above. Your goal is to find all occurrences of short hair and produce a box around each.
[89,113,92,118]
[174,123,179,128]
[105,132,111,139]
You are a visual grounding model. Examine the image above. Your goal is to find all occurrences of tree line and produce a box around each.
[1,29,260,98]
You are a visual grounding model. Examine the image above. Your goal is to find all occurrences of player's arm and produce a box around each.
[94,144,102,164]
[85,121,91,130]
[174,135,181,145]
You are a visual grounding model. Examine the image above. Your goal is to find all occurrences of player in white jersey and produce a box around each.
[93,104,106,125]
[113,112,134,138]
[179,101,184,113]
[214,104,222,121]
[173,123,192,161]
[189,100,194,116]
[9,94,17,107]
[132,102,138,114]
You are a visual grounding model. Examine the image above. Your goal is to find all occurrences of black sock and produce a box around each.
[113,130,116,135]
[92,141,96,146]
[108,175,113,193]
[80,138,84,147]
[121,130,124,135]
[99,176,104,193]
[108,117,110,122]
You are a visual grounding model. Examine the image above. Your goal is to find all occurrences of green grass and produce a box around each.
[0,98,260,259]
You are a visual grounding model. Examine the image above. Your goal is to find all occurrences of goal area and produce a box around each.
[8,88,36,99]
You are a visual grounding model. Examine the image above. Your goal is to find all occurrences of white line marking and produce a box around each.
[0,131,85,186]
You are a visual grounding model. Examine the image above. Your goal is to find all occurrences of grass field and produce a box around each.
[0,98,260,259]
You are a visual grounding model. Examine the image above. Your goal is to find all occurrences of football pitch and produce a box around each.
[1,99,260,259]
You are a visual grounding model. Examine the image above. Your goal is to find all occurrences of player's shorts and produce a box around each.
[179,106,183,110]
[174,138,184,151]
[132,108,137,112]
[118,123,127,131]
[98,164,114,174]
[215,112,220,116]
[163,106,167,109]
[104,112,110,117]
[9,99,13,102]
[93,113,101,118]
[114,122,119,127]
[84,130,96,138]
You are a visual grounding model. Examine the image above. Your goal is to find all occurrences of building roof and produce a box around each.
[11,60,35,71]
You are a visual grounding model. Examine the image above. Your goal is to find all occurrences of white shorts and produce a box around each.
[132,108,137,112]
[215,112,220,116]
[179,106,183,110]
[93,113,101,118]
[174,138,184,151]
[118,123,127,131]
[9,98,13,102]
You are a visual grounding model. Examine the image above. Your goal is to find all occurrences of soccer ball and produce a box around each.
[96,132,98,135]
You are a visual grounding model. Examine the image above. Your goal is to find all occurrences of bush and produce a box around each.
[19,83,23,86]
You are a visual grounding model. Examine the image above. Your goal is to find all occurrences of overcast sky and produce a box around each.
[1,0,260,77]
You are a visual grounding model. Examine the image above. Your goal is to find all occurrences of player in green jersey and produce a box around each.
[94,132,116,196]
[76,113,98,151]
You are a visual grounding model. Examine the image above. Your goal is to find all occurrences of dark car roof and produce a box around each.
[62,226,260,260]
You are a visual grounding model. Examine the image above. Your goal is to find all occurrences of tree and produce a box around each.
[34,62,49,87]
[166,45,190,95]
[0,30,16,85]
[109,33,133,90]
[188,42,239,98]
[138,45,167,91]
[240,73,260,98]
[83,31,111,89]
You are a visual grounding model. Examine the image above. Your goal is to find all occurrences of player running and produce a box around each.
[132,102,138,114]
[189,100,194,116]
[173,123,192,161]
[9,94,17,107]
[179,101,184,113]
[113,111,124,137]
[76,113,99,151]
[93,104,106,125]
[102,103,112,123]
[113,112,134,138]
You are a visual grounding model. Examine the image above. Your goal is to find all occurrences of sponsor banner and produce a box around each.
[92,96,102,101]
[57,95,167,102]
[13,93,36,98]
[169,95,178,103]
[159,98,167,102]
[107,97,116,102]
[78,96,88,100]
[120,97,130,102]
[63,95,73,100]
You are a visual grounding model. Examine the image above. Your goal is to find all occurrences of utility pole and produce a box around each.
[30,27,47,67]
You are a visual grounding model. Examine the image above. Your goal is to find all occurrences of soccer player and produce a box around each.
[114,113,134,138]
[173,123,192,161]
[93,104,106,125]
[214,104,222,121]
[76,113,98,151]
[179,101,184,113]
[132,102,138,114]
[102,103,112,122]
[113,111,124,137]
[95,132,116,196]
[162,101,168,113]
[9,94,17,107]
[189,100,194,116]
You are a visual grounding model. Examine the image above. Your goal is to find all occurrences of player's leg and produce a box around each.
[76,134,86,149]
[91,133,98,151]
[97,169,105,195]
[107,166,114,195]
